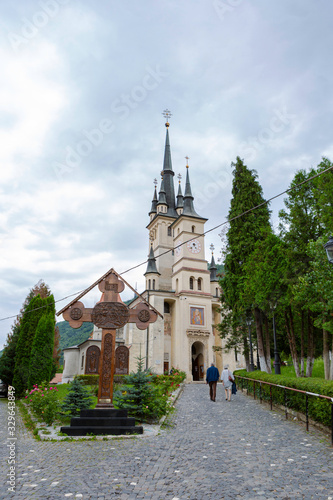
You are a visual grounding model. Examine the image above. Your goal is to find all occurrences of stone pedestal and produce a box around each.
[60,408,143,436]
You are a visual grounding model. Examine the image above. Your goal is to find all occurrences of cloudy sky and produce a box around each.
[1,0,333,348]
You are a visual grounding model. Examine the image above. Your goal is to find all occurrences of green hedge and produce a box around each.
[74,374,99,386]
[234,369,333,428]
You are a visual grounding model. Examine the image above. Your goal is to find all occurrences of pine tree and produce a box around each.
[114,356,157,421]
[220,157,272,371]
[28,312,56,388]
[61,378,94,417]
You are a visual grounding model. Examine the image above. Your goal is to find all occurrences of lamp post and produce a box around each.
[245,316,255,372]
[270,300,281,375]
[324,236,333,264]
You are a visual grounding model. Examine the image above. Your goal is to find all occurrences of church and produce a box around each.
[62,115,245,383]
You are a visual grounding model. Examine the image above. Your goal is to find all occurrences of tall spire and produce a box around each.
[182,158,203,218]
[160,109,177,217]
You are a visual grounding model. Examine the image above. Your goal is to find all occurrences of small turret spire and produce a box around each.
[209,244,218,282]
[144,245,160,276]
[176,173,184,212]
[149,178,158,216]
[157,172,167,206]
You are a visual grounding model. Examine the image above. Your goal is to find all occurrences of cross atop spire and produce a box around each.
[162,108,172,128]
[210,243,215,255]
[185,156,190,168]
[177,173,182,184]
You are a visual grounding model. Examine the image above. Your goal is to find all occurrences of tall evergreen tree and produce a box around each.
[0,322,21,386]
[220,157,271,371]
[279,167,324,376]
[28,311,56,388]
[12,295,53,396]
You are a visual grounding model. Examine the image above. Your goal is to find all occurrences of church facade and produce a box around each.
[62,118,245,383]
[123,119,245,380]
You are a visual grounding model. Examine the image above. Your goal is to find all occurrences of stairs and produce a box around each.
[60,408,143,436]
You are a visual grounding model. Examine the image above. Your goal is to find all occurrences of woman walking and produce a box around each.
[221,364,234,401]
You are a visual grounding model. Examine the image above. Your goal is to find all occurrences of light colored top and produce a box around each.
[221,368,234,388]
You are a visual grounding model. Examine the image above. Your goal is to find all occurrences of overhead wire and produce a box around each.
[0,162,332,325]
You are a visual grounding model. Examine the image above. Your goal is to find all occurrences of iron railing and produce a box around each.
[235,375,333,446]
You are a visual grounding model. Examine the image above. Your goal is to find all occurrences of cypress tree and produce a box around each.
[28,312,55,388]
[0,322,21,386]
[12,295,52,396]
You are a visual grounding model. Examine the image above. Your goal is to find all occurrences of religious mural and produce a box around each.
[190,307,205,326]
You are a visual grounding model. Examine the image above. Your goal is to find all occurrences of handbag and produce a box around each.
[228,375,234,382]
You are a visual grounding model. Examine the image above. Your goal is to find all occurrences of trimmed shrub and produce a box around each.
[235,370,333,427]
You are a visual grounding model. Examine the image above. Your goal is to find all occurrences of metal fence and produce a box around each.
[235,375,333,446]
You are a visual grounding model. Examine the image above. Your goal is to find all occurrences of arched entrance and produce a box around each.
[191,341,204,381]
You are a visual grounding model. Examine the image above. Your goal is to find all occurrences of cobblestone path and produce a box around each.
[1,383,333,499]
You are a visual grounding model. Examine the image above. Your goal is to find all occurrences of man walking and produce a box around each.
[206,363,220,401]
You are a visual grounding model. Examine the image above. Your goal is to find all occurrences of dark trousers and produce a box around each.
[209,381,217,401]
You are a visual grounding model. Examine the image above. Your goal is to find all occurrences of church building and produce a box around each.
[123,115,245,380]
[61,115,245,384]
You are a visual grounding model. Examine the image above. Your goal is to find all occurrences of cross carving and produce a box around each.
[57,269,160,408]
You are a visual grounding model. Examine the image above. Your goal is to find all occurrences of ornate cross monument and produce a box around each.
[57,268,161,408]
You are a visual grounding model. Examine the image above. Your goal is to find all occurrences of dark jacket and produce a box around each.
[206,366,220,383]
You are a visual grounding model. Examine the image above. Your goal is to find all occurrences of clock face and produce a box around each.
[175,239,182,256]
[187,239,201,254]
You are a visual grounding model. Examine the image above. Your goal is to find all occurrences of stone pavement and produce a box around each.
[1,383,333,499]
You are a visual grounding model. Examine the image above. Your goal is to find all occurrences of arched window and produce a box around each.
[176,278,179,293]
[215,287,219,297]
[164,302,170,313]
[189,277,194,290]
[198,278,202,291]
[148,279,151,289]
[81,354,84,369]
[153,279,155,290]
[192,225,195,233]
[168,226,172,236]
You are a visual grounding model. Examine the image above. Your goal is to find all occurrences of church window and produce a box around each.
[164,302,170,313]
[189,277,194,290]
[192,225,195,233]
[176,278,179,292]
[81,354,84,369]
[153,279,155,290]
[198,278,202,291]
[148,279,151,289]
[216,287,219,297]
[168,226,172,236]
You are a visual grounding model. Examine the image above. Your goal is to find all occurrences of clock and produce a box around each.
[187,239,201,254]
[175,239,182,256]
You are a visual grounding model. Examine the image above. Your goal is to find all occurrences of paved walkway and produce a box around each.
[1,383,333,499]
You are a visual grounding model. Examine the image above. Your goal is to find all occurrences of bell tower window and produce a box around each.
[198,278,202,291]
[192,225,195,233]
[189,277,194,290]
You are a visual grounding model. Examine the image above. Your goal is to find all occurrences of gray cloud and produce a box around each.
[1,0,333,346]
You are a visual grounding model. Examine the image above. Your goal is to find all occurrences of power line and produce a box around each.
[1,163,332,325]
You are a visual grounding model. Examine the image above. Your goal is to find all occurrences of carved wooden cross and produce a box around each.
[57,269,160,408]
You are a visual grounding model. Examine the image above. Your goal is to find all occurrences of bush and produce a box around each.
[113,358,174,423]
[25,383,59,425]
[235,370,333,427]
[61,378,95,417]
